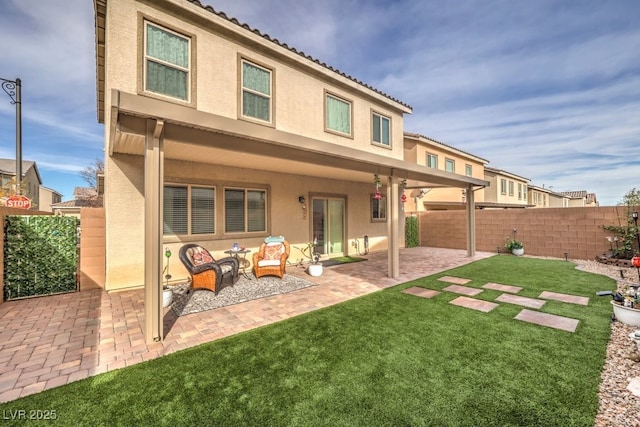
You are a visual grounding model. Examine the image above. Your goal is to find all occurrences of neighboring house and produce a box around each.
[403,133,488,211]
[560,190,599,207]
[527,185,569,208]
[51,186,104,217]
[94,0,488,342]
[39,186,63,212]
[482,167,530,209]
[0,159,41,209]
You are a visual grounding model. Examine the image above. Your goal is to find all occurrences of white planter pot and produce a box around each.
[163,289,173,308]
[512,248,524,256]
[307,264,323,277]
[611,301,640,326]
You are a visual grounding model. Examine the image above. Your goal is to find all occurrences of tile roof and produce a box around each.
[484,166,530,182]
[185,0,411,110]
[560,190,587,199]
[404,132,489,163]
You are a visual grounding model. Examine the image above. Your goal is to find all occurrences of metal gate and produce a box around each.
[3,215,79,300]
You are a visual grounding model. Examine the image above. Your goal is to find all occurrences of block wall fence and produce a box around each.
[416,206,639,261]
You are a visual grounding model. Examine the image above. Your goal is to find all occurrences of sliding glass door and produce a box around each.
[312,197,345,257]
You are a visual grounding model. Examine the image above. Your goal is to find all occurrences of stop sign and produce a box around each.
[6,195,31,209]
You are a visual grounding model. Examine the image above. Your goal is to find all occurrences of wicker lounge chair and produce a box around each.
[253,239,290,279]
[179,244,239,293]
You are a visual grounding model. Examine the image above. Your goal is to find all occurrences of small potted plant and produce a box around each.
[306,240,323,277]
[504,237,524,256]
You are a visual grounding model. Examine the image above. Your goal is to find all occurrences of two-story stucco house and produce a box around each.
[403,133,488,211]
[482,166,530,209]
[94,0,488,342]
[0,159,42,209]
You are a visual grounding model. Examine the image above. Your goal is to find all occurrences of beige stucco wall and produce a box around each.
[105,155,395,290]
[102,0,406,159]
[483,171,528,205]
[403,138,486,212]
[38,187,61,212]
[101,0,412,290]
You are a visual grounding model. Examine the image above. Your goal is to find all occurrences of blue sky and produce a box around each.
[0,0,638,205]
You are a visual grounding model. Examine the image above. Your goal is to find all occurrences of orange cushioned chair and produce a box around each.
[253,238,290,279]
[179,244,239,294]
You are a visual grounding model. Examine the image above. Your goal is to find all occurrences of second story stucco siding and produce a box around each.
[101,0,410,161]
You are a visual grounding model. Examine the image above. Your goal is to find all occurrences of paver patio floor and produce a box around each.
[0,247,494,402]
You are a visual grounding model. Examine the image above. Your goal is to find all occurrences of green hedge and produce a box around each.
[4,215,79,300]
[405,215,419,248]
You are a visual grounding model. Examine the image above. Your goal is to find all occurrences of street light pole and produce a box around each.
[1,77,22,195]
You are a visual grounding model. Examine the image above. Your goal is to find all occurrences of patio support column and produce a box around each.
[143,119,165,344]
[387,172,400,278]
[466,183,476,257]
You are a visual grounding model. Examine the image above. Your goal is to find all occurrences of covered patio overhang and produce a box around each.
[108,90,489,342]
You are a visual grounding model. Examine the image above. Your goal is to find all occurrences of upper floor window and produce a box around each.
[427,154,438,169]
[225,188,267,233]
[144,22,190,101]
[518,183,523,200]
[500,179,507,195]
[465,164,472,176]
[445,158,455,173]
[372,112,391,147]
[325,92,352,136]
[164,185,214,236]
[508,181,514,196]
[241,59,272,123]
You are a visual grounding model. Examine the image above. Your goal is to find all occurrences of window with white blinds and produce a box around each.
[225,188,266,233]
[163,185,214,235]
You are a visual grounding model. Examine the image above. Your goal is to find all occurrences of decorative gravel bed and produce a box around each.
[575,260,640,427]
[170,274,315,316]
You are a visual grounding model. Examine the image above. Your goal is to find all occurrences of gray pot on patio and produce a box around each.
[512,248,524,256]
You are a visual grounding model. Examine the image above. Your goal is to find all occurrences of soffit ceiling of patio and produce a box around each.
[110,91,488,191]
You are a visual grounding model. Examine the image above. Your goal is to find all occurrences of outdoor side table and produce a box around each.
[224,249,252,280]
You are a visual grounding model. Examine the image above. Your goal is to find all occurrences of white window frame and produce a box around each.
[427,154,438,169]
[500,179,507,195]
[143,21,191,102]
[508,181,514,197]
[445,158,455,173]
[325,92,353,137]
[371,111,391,147]
[465,164,472,177]
[240,58,273,124]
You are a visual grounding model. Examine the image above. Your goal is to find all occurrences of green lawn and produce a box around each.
[0,256,615,426]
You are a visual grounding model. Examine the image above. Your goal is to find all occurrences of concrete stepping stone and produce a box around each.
[450,296,498,313]
[438,276,471,285]
[538,291,589,306]
[495,293,546,309]
[482,282,522,293]
[443,284,483,296]
[402,287,440,299]
[515,309,579,332]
